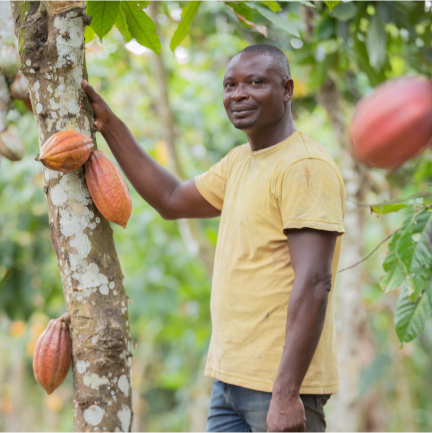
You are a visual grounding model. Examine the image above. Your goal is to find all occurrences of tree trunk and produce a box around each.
[318,78,372,431]
[0,1,13,136]
[149,1,215,276]
[11,2,133,431]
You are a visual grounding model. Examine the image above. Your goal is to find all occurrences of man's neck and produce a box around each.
[246,117,297,152]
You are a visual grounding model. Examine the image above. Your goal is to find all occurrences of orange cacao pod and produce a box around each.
[85,150,132,228]
[33,317,72,395]
[0,131,25,161]
[39,131,93,172]
[350,76,432,169]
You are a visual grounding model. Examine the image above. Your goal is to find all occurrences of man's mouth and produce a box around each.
[231,106,256,116]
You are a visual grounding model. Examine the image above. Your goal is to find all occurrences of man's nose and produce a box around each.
[231,84,249,101]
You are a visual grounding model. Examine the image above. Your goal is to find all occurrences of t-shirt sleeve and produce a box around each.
[278,158,345,235]
[194,155,229,211]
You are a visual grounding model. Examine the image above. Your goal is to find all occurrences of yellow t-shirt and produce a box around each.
[194,131,346,394]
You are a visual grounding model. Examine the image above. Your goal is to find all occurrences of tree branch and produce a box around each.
[338,229,400,273]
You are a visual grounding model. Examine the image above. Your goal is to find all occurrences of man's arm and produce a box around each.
[81,80,220,220]
[267,228,337,432]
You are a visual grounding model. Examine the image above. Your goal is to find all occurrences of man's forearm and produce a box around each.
[101,114,183,217]
[273,278,330,397]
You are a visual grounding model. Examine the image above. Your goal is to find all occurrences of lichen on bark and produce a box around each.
[11,2,133,431]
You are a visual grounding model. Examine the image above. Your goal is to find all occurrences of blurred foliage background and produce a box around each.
[1,1,432,431]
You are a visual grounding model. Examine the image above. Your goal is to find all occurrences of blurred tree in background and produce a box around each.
[1,1,432,431]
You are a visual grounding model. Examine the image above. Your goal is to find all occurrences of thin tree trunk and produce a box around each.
[318,78,371,431]
[0,1,13,137]
[11,2,133,431]
[149,1,215,276]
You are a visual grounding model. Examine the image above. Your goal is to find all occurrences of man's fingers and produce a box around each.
[81,79,99,101]
[94,120,103,133]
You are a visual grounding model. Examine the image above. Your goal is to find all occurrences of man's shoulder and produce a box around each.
[284,132,343,179]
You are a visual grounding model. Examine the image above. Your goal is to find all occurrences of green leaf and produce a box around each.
[331,2,357,21]
[367,14,388,72]
[262,1,281,12]
[377,1,396,24]
[227,2,254,29]
[87,1,120,41]
[395,279,432,343]
[121,1,161,55]
[115,5,132,42]
[315,16,336,40]
[170,1,201,52]
[223,2,267,37]
[371,193,432,215]
[371,203,407,215]
[279,0,316,8]
[129,1,150,10]
[381,209,432,300]
[84,25,96,43]
[245,2,300,38]
[324,1,341,13]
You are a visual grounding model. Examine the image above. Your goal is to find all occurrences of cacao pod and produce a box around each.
[38,130,94,172]
[10,71,29,100]
[85,150,132,228]
[0,45,20,79]
[0,131,25,161]
[23,95,33,112]
[33,317,72,395]
[350,76,432,169]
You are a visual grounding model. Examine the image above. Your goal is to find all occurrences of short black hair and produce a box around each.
[237,44,291,80]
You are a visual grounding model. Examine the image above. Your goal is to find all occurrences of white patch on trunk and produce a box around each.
[83,373,109,390]
[84,405,104,426]
[73,266,108,289]
[118,375,129,397]
[51,183,68,206]
[117,405,131,432]
[44,168,61,182]
[76,360,87,374]
[99,284,109,295]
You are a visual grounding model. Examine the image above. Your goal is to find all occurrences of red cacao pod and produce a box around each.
[39,130,93,172]
[0,45,20,78]
[0,131,25,161]
[33,317,72,395]
[85,150,132,228]
[350,76,432,169]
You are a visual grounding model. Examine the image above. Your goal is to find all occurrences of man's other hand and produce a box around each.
[81,80,113,134]
[266,393,306,432]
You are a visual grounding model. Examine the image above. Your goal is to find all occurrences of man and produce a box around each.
[82,44,346,432]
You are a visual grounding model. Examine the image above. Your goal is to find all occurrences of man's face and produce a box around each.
[223,52,292,131]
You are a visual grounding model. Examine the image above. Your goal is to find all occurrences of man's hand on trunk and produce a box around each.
[82,80,114,134]
[267,393,306,432]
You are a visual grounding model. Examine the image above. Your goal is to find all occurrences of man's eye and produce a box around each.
[251,80,261,86]
[224,83,234,89]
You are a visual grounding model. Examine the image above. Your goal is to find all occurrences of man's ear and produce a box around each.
[284,78,294,103]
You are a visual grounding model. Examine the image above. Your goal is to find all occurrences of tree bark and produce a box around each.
[11,2,133,431]
[318,78,371,432]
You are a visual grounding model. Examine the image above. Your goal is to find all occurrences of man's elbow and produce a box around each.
[310,272,333,299]
[159,209,179,220]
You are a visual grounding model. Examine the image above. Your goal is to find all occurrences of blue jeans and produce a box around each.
[206,379,330,432]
